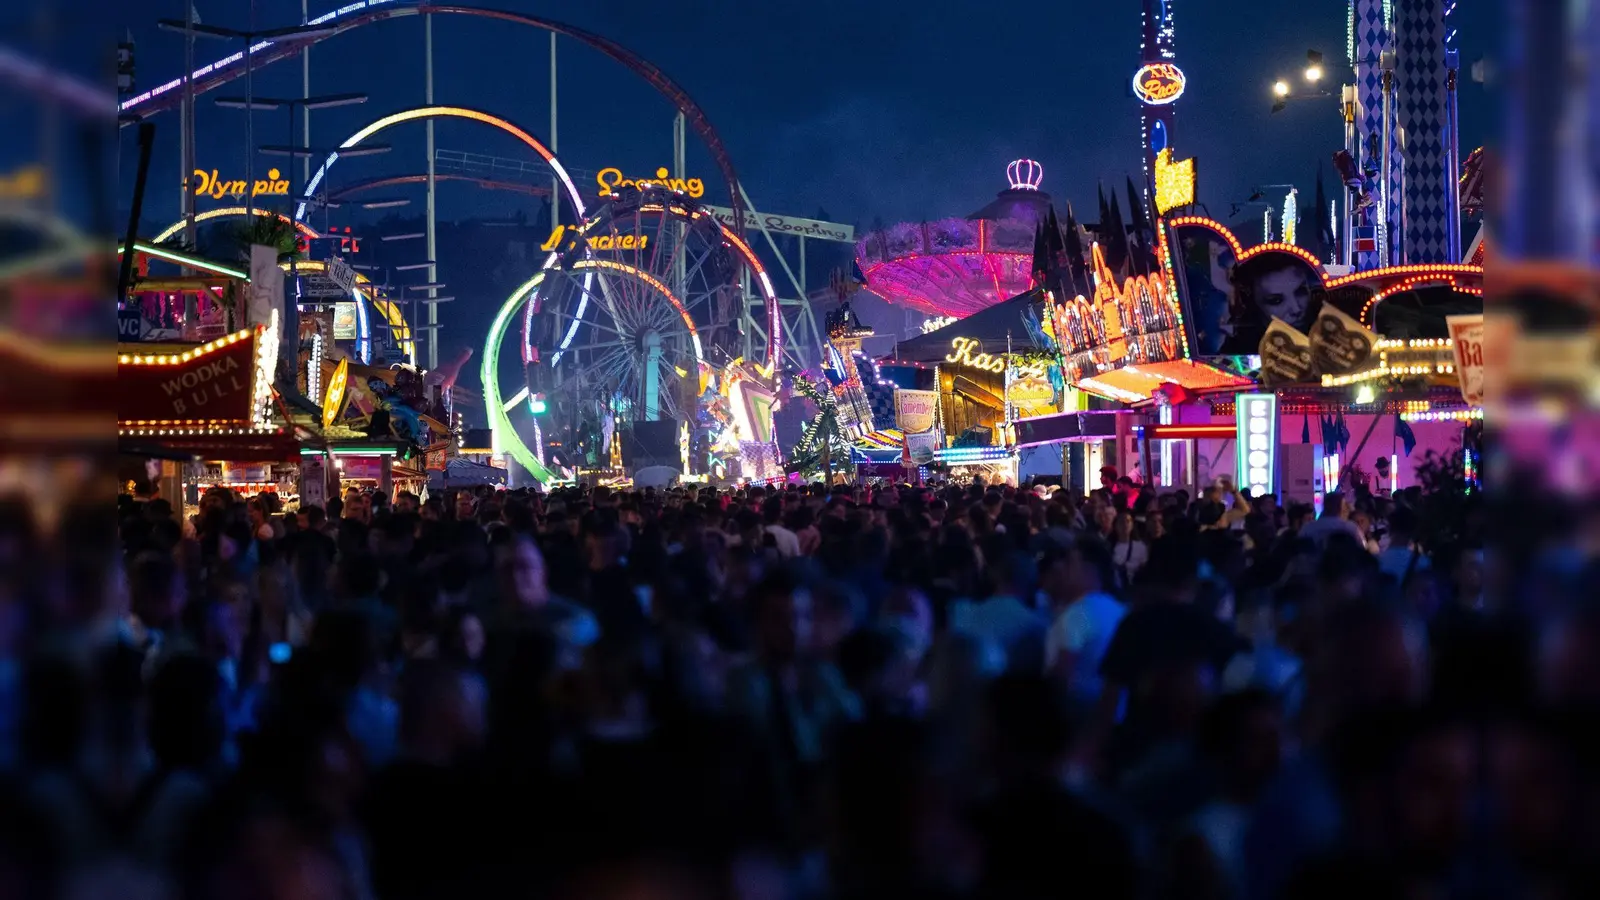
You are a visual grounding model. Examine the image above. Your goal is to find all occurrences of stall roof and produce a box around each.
[893,289,1044,362]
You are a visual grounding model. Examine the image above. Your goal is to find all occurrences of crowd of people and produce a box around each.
[3,463,1596,900]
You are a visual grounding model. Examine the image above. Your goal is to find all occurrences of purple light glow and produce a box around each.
[855,219,1035,318]
[1007,159,1044,191]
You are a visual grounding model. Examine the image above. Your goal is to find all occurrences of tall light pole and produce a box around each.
[217,92,367,392]
[156,17,336,229]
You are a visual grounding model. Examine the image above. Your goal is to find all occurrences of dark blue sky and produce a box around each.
[88,0,1493,235]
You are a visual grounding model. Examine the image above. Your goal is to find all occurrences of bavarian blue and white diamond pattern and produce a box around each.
[1397,0,1449,263]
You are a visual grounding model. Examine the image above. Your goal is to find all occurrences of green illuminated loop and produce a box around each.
[481,271,559,484]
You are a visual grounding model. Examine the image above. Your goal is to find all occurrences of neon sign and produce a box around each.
[1133,63,1187,106]
[944,337,1048,378]
[539,224,650,252]
[1153,148,1196,214]
[1045,243,1183,383]
[191,167,289,201]
[596,166,705,199]
[1235,393,1278,498]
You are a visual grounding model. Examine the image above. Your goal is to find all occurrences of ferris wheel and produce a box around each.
[483,185,782,481]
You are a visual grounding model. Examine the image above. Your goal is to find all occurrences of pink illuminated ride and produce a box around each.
[855,159,1053,319]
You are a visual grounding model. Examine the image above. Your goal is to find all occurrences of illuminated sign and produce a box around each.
[1234,393,1279,498]
[596,166,704,199]
[191,167,290,201]
[323,358,350,429]
[117,327,260,422]
[1045,243,1183,384]
[539,224,650,253]
[944,337,1049,378]
[1133,63,1186,105]
[1153,148,1196,214]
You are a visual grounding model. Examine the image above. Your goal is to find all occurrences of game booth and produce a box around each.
[1101,216,1484,505]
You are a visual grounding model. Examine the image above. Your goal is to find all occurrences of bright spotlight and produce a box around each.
[1273,80,1291,98]
[1305,65,1324,82]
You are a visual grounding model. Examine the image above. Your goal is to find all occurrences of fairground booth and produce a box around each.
[863,203,1481,500]
[116,241,468,512]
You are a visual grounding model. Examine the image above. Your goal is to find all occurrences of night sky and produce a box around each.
[90,0,1494,233]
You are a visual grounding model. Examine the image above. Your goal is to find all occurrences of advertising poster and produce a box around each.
[1175,225,1321,356]
[1307,305,1377,376]
[1257,319,1314,386]
[333,302,359,340]
[905,429,940,465]
[1447,314,1484,405]
[894,389,939,434]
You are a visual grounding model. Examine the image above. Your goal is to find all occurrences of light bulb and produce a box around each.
[1273,80,1291,97]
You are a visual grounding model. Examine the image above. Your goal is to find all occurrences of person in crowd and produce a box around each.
[29,451,1583,899]
[1299,491,1365,548]
[1109,512,1150,589]
[1042,539,1126,711]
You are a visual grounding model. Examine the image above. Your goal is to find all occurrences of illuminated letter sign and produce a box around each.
[1046,243,1183,383]
[945,337,1048,378]
[595,166,705,199]
[1133,63,1187,106]
[540,224,650,253]
[1153,148,1196,214]
[1234,393,1278,498]
[191,167,290,201]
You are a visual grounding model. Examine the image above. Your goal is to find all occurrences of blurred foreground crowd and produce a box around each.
[1,470,1596,900]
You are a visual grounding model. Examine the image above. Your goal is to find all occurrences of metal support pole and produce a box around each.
[1443,50,1462,263]
[1342,83,1357,267]
[424,13,438,368]
[550,32,558,228]
[1379,51,1394,266]
[302,0,311,187]
[182,4,196,252]
[673,112,686,298]
[244,1,255,230]
[286,102,299,384]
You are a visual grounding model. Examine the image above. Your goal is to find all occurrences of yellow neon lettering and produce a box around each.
[945,336,1047,378]
[595,166,705,199]
[191,167,288,200]
[540,224,649,252]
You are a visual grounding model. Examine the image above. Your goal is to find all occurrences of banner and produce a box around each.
[893,389,938,434]
[701,205,855,243]
[117,329,259,422]
[1258,319,1314,386]
[246,244,284,333]
[1446,314,1484,405]
[905,429,940,465]
[1308,304,1377,376]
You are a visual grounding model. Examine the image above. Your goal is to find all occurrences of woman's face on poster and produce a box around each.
[1252,265,1315,330]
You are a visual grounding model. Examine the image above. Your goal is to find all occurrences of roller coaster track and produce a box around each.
[120,2,744,234]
